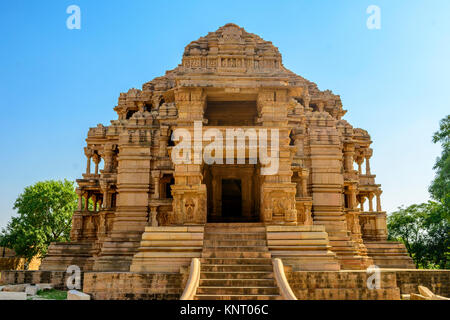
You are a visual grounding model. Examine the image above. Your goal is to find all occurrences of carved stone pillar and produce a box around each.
[368,193,374,212]
[92,194,98,212]
[150,206,159,227]
[100,182,110,209]
[301,170,309,197]
[70,212,83,241]
[359,195,366,212]
[159,126,170,157]
[76,188,83,211]
[92,153,100,175]
[343,143,355,172]
[151,170,161,199]
[348,184,358,210]
[304,203,313,225]
[84,147,93,174]
[102,143,115,173]
[365,148,372,175]
[292,129,305,158]
[84,192,90,211]
[356,157,363,175]
[295,177,302,197]
[375,190,382,212]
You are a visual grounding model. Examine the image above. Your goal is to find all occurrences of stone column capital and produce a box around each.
[84,147,94,158]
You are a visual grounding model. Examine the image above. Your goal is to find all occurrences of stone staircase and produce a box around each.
[364,240,416,269]
[195,223,281,300]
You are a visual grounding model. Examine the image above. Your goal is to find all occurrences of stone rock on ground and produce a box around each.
[1,284,28,292]
[67,290,90,300]
[25,285,38,296]
[36,283,53,291]
[418,285,434,298]
[0,292,27,300]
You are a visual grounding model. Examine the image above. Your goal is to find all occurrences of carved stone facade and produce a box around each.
[40,24,414,273]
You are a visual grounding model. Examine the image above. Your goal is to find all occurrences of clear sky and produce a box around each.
[0,1,449,228]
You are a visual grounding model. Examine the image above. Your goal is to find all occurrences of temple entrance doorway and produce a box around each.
[221,179,242,219]
[204,164,260,223]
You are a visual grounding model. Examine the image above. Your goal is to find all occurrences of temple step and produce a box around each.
[364,241,415,269]
[201,258,272,265]
[194,223,282,300]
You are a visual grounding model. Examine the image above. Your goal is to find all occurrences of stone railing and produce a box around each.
[359,211,387,241]
[180,258,201,300]
[359,174,376,186]
[272,258,297,300]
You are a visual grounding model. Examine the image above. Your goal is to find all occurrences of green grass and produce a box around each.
[36,289,67,300]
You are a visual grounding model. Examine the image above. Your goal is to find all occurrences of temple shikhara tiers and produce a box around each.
[40,24,416,299]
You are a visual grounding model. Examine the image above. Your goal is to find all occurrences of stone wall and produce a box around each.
[0,258,25,271]
[287,270,400,300]
[287,270,450,300]
[0,270,78,290]
[83,272,186,300]
[0,247,41,271]
[394,270,450,297]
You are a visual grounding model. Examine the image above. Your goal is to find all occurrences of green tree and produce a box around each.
[429,114,450,207]
[388,115,450,269]
[0,180,76,261]
[388,202,449,269]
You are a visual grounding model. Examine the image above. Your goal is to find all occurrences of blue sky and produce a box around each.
[0,1,449,228]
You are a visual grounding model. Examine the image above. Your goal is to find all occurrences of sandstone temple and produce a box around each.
[36,24,420,299]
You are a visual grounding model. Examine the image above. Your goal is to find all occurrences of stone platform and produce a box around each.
[2,268,448,300]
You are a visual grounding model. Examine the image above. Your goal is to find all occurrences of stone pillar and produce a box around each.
[70,212,83,241]
[84,192,90,211]
[343,143,355,172]
[365,148,372,175]
[102,143,115,173]
[151,170,161,199]
[368,193,374,212]
[376,190,382,212]
[159,126,170,157]
[92,153,100,175]
[295,177,302,197]
[100,182,110,209]
[84,147,93,174]
[292,128,305,158]
[360,196,366,212]
[150,206,158,227]
[301,170,309,197]
[92,194,98,212]
[357,157,363,175]
[76,188,83,211]
[348,184,357,210]
[304,203,313,225]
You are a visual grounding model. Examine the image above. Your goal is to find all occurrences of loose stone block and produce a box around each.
[67,290,91,300]
[0,292,27,300]
[1,284,28,292]
[25,285,38,296]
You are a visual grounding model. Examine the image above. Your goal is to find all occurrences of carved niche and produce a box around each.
[261,185,297,224]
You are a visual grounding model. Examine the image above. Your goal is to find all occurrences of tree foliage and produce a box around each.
[0,180,76,261]
[429,114,450,207]
[388,202,449,269]
[388,114,450,269]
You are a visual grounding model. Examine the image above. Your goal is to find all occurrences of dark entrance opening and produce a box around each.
[221,179,242,219]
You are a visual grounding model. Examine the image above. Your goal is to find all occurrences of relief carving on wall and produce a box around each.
[262,189,297,224]
[172,186,207,225]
